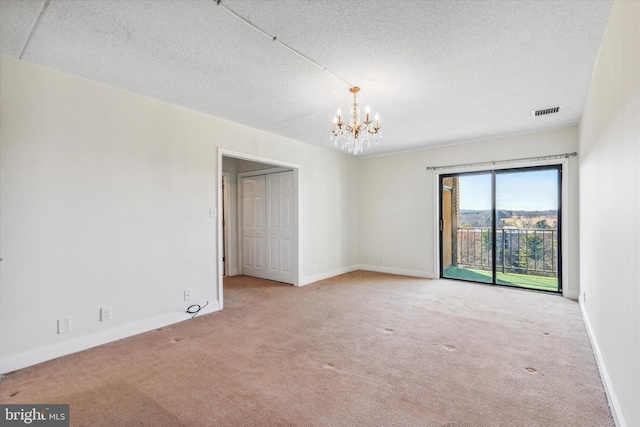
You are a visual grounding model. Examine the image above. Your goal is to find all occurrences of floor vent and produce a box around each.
[532,106,562,117]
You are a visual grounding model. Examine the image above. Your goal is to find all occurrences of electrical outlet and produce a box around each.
[184,289,192,301]
[583,292,587,304]
[58,318,71,334]
[379,256,384,264]
[100,307,112,322]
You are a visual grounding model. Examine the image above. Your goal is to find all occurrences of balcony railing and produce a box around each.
[455,227,558,277]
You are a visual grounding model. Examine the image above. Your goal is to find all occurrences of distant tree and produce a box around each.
[481,229,493,266]
[512,232,544,273]
[526,233,544,263]
[535,219,550,229]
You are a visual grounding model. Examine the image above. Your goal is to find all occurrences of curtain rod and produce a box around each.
[425,152,577,171]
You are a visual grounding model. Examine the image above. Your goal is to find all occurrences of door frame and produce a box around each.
[222,172,230,276]
[433,157,572,297]
[217,149,300,309]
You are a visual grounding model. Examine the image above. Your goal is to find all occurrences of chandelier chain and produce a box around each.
[215,0,353,88]
[215,0,381,154]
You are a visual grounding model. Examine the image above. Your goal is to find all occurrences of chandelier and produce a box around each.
[331,87,381,155]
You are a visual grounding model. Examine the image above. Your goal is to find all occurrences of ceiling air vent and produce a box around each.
[532,106,562,117]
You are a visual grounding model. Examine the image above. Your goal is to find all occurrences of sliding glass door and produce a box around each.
[440,166,561,293]
[441,173,494,284]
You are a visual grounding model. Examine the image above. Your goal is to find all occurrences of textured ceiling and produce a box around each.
[0,0,612,157]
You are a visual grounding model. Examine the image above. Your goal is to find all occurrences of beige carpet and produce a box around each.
[1,271,613,426]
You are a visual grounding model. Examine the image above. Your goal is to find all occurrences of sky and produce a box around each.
[458,169,559,211]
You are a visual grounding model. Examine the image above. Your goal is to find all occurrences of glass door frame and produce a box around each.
[438,164,563,294]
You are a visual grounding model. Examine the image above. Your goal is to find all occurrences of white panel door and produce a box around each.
[241,175,266,278]
[266,171,294,283]
[277,171,294,284]
[241,171,294,284]
[266,173,281,281]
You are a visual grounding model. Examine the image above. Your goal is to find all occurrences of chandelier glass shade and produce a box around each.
[331,87,381,155]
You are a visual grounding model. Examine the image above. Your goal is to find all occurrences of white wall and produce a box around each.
[358,126,580,298]
[578,1,639,425]
[0,55,359,373]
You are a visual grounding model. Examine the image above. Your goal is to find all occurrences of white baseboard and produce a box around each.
[564,289,579,300]
[300,265,359,286]
[579,299,624,427]
[358,264,435,279]
[0,301,221,375]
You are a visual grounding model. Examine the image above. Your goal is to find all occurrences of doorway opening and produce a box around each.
[217,149,300,309]
[440,165,562,293]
